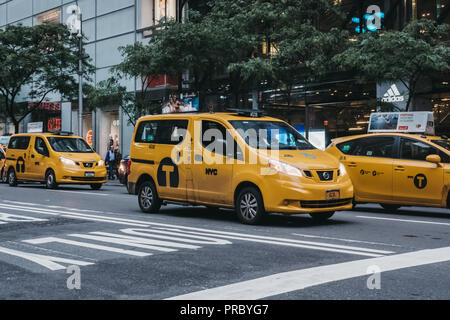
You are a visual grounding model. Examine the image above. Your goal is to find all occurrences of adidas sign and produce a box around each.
[381,84,404,103]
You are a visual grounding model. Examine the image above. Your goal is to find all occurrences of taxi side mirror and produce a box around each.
[426,154,441,165]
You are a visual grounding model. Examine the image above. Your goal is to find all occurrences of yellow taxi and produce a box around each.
[127,111,354,224]
[4,131,106,189]
[326,133,450,210]
[0,145,6,183]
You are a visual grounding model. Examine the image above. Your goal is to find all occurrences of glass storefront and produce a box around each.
[99,110,120,158]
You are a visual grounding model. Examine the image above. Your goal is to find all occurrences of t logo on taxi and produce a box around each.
[413,174,427,189]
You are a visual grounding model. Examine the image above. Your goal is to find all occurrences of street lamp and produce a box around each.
[66,4,83,137]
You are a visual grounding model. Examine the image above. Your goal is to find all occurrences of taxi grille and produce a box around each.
[300,198,352,208]
[71,177,105,182]
[317,171,334,181]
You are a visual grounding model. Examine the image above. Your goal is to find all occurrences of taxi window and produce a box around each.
[202,120,243,159]
[353,136,395,158]
[35,137,49,156]
[135,120,188,145]
[400,138,440,162]
[0,150,4,160]
[8,136,31,150]
[337,140,357,155]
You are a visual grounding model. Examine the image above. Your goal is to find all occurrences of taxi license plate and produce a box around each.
[85,172,95,178]
[326,190,340,200]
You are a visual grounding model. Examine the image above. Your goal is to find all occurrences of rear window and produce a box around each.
[8,136,31,150]
[135,120,189,145]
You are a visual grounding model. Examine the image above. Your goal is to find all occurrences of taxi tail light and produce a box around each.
[127,159,131,175]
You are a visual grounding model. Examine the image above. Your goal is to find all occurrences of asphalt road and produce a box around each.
[0,181,449,300]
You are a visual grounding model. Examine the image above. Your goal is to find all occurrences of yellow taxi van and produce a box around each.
[128,110,354,224]
[4,131,106,189]
[326,133,450,210]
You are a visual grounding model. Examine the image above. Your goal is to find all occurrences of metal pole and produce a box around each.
[304,87,309,140]
[78,13,83,137]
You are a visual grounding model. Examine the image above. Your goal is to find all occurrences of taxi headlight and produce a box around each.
[339,162,347,176]
[98,160,105,166]
[59,156,77,166]
[269,159,303,177]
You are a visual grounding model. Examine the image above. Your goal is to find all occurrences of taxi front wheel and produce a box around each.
[45,170,58,189]
[138,181,161,213]
[90,184,102,190]
[309,211,335,222]
[8,169,17,187]
[236,187,265,225]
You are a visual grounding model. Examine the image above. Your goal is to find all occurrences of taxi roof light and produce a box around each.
[227,108,266,118]
[49,130,73,136]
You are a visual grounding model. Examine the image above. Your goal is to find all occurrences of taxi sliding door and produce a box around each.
[393,138,444,206]
[189,119,234,205]
[340,136,395,202]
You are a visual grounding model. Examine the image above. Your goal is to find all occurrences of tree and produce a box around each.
[334,19,450,111]
[0,23,92,133]
[112,42,165,120]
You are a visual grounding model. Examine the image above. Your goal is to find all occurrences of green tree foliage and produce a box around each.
[335,19,450,111]
[0,23,92,133]
[114,0,347,112]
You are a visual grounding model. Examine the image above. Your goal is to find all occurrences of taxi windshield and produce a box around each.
[47,137,93,153]
[432,139,450,151]
[229,120,315,150]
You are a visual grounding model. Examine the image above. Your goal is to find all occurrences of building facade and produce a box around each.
[0,0,184,157]
[0,0,448,154]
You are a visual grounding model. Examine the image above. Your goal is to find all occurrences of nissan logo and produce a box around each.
[323,172,330,180]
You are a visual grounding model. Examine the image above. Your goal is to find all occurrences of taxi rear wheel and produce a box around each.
[90,183,102,190]
[380,204,401,212]
[236,187,265,225]
[8,169,17,187]
[45,170,58,189]
[138,181,161,213]
[309,211,335,222]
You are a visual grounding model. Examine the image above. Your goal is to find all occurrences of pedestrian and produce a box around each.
[105,146,116,180]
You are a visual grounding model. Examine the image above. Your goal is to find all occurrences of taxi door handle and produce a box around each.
[394,166,405,171]
[347,162,357,167]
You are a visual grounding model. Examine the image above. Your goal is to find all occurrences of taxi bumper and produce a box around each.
[262,178,354,214]
[55,166,107,184]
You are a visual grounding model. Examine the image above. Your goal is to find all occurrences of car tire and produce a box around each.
[138,180,161,213]
[236,187,265,225]
[90,183,102,190]
[380,204,401,212]
[1,169,7,184]
[8,168,17,187]
[45,170,58,189]
[309,211,335,222]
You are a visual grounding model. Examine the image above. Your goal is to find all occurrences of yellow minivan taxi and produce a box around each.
[5,132,106,189]
[326,133,450,210]
[128,111,354,224]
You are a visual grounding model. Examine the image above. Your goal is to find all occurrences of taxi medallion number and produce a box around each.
[326,190,340,200]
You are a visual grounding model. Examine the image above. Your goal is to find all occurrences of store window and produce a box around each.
[141,0,176,29]
[99,111,120,158]
[35,8,61,25]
